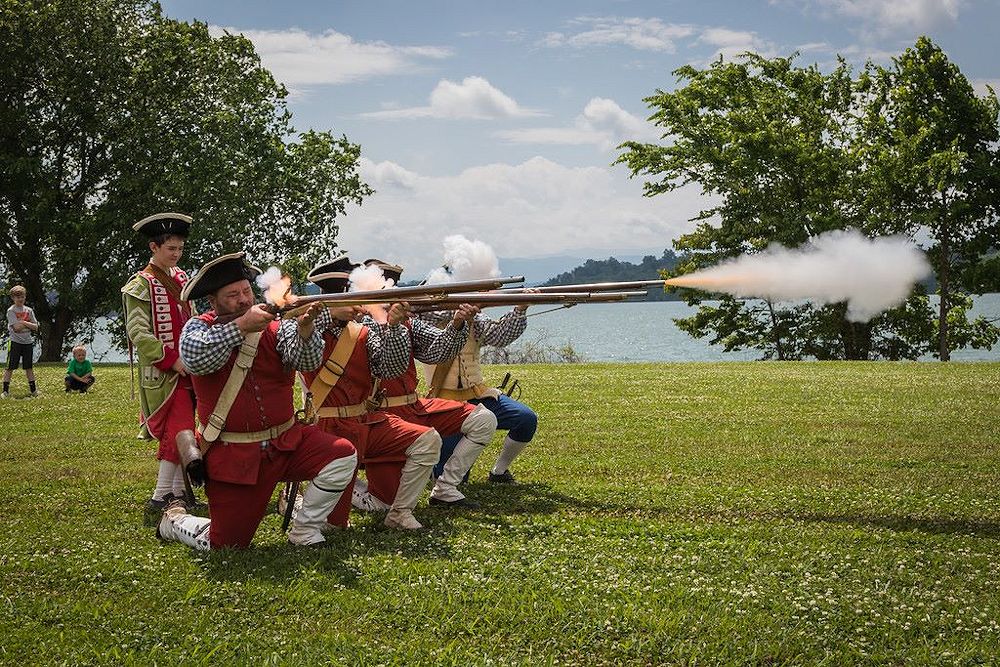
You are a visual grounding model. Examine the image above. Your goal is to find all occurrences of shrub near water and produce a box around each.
[1,362,998,665]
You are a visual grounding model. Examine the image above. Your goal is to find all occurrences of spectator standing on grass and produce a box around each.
[2,285,39,398]
[121,213,199,511]
[64,345,96,392]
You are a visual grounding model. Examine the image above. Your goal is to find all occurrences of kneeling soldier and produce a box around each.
[157,253,357,549]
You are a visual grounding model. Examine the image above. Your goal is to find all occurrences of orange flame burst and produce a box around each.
[664,273,750,291]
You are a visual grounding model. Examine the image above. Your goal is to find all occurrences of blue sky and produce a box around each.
[161,0,999,278]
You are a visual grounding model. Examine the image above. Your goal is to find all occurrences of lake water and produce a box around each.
[76,293,1000,363]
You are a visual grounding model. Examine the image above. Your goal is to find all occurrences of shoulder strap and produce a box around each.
[425,357,455,399]
[426,327,474,398]
[201,331,264,443]
[308,321,362,408]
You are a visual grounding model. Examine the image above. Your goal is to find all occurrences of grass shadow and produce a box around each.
[790,511,1000,538]
[418,480,586,532]
[188,499,458,585]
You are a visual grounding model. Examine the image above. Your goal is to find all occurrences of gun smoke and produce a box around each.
[256,266,291,306]
[349,264,394,292]
[664,230,932,322]
[426,235,502,284]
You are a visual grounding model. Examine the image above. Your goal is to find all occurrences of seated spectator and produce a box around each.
[65,345,96,393]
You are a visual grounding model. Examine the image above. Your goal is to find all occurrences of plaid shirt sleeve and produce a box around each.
[178,317,244,375]
[475,309,527,347]
[277,317,326,372]
[411,317,469,364]
[362,316,411,378]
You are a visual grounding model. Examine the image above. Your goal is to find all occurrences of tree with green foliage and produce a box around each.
[0,0,372,360]
[857,37,1000,360]
[617,41,999,360]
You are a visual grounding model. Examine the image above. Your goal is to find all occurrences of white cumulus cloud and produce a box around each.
[541,17,696,52]
[340,156,708,278]
[362,76,544,120]
[209,26,451,88]
[775,0,963,38]
[496,97,660,150]
[697,27,777,61]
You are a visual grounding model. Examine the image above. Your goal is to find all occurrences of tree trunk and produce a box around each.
[840,318,872,360]
[767,301,785,360]
[39,305,73,362]
[938,213,951,362]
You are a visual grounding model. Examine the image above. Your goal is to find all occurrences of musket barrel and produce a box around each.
[405,290,648,313]
[274,275,525,317]
[499,279,666,294]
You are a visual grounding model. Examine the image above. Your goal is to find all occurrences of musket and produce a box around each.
[210,275,526,324]
[499,279,667,294]
[406,290,648,313]
[275,275,525,318]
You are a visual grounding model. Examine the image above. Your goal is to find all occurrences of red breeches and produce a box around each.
[204,426,355,549]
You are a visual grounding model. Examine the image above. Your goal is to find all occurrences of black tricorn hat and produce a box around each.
[363,258,404,285]
[133,212,192,239]
[307,254,358,294]
[180,252,262,301]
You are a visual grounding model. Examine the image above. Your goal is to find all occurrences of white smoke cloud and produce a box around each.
[425,235,502,284]
[255,266,283,291]
[675,230,931,321]
[349,264,394,292]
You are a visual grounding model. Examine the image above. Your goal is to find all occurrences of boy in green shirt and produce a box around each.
[65,345,96,392]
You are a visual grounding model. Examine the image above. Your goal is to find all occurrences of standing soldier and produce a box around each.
[121,213,199,511]
[364,259,497,509]
[158,252,356,550]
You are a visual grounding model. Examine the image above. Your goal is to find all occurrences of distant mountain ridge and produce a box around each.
[498,252,652,285]
[540,250,681,301]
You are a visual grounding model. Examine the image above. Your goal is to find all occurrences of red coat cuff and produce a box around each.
[154,347,180,371]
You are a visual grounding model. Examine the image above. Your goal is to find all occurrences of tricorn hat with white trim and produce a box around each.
[307,255,358,294]
[363,258,403,284]
[180,252,261,301]
[133,212,192,239]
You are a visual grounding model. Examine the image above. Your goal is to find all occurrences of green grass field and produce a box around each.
[1,362,998,665]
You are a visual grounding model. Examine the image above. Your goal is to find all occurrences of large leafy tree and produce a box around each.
[617,42,999,360]
[858,37,1000,360]
[0,0,372,360]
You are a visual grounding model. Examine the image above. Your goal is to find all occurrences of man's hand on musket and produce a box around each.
[235,304,276,335]
[515,288,540,313]
[296,303,326,340]
[171,358,189,377]
[328,305,366,325]
[452,303,480,327]
[387,302,409,326]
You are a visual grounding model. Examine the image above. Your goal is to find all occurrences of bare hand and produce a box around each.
[452,303,480,326]
[171,358,188,377]
[12,322,25,332]
[296,303,325,339]
[515,288,539,313]
[329,305,366,323]
[235,304,275,334]
[386,302,410,326]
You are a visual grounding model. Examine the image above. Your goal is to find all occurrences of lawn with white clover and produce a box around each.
[1,362,998,665]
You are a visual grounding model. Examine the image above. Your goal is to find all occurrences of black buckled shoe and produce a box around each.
[488,470,516,484]
[145,493,174,513]
[429,496,481,509]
